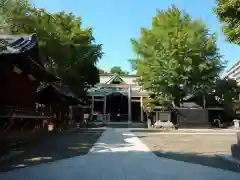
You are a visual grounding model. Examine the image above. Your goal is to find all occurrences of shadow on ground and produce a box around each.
[0,132,239,180]
[128,130,240,173]
[1,128,240,176]
[0,129,104,172]
[152,151,240,173]
[1,150,239,180]
[92,129,240,173]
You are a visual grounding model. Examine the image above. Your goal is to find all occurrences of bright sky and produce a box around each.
[33,0,240,73]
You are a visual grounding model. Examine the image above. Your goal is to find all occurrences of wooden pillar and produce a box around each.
[128,84,132,123]
[103,95,107,115]
[69,106,73,120]
[91,96,94,114]
[140,96,144,122]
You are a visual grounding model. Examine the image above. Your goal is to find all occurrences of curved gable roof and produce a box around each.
[105,73,125,84]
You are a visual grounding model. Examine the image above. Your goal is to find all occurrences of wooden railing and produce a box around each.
[0,106,52,119]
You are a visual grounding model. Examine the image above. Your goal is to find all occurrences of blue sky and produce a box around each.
[33,0,240,73]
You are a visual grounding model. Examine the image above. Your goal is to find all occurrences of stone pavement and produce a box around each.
[0,128,240,180]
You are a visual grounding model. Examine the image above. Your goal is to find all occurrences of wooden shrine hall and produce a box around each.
[0,34,57,136]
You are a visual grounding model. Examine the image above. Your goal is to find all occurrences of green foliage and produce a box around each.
[154,93,173,110]
[215,0,240,44]
[130,5,224,107]
[215,78,240,106]
[192,78,240,110]
[142,97,155,115]
[1,1,103,96]
[110,66,129,75]
[214,79,240,120]
[0,0,29,33]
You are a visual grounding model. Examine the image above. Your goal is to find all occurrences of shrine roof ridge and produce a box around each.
[99,73,139,77]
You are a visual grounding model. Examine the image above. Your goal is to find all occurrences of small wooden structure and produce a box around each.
[36,84,89,128]
[172,102,209,128]
[152,106,173,129]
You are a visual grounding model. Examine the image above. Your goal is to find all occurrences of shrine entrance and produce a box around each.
[106,92,128,122]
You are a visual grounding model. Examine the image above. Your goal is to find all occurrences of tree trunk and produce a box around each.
[174,99,180,107]
[147,114,152,128]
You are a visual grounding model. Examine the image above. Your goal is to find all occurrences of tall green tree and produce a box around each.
[215,0,240,44]
[1,1,103,96]
[130,6,224,106]
[109,66,129,75]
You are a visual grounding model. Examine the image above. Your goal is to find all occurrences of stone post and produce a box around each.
[128,84,132,123]
[231,132,240,160]
[140,96,144,122]
[103,95,107,121]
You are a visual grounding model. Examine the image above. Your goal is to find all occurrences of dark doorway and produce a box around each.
[106,92,128,121]
[93,101,103,113]
[132,102,141,122]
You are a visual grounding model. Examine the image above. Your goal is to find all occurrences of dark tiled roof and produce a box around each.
[51,84,86,105]
[183,94,195,101]
[0,34,57,82]
[179,102,202,109]
[52,85,77,99]
[99,73,139,77]
[0,34,37,54]
[37,84,86,105]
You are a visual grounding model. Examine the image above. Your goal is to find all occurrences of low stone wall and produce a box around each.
[231,132,240,160]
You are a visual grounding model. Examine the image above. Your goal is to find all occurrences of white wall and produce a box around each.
[99,75,112,83]
[121,76,137,84]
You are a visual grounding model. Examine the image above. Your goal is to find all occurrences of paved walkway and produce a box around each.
[0,128,240,180]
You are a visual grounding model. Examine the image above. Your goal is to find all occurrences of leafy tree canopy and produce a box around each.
[192,78,240,121]
[215,0,240,44]
[215,78,240,105]
[1,0,103,96]
[109,66,129,75]
[0,0,29,33]
[190,78,240,108]
[130,5,224,107]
